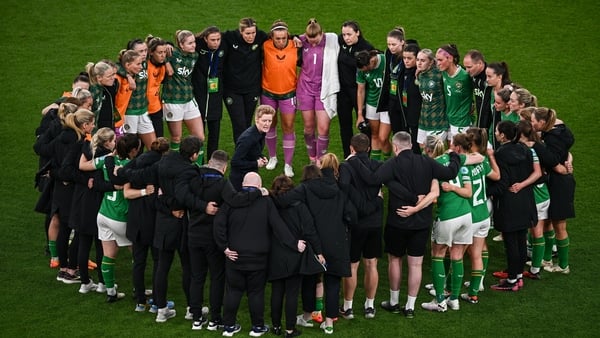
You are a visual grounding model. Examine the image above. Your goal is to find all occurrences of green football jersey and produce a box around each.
[443,66,473,127]
[435,154,472,221]
[530,148,550,204]
[163,47,198,104]
[356,53,386,108]
[418,66,448,131]
[467,156,492,223]
[121,61,148,116]
[98,157,130,222]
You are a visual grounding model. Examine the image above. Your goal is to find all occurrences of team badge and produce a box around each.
[218,50,224,57]
[123,124,130,131]
[233,44,238,49]
[252,44,258,51]
[429,80,435,88]
[167,111,173,119]
[225,97,234,105]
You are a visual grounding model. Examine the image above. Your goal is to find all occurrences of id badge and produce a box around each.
[208,77,219,93]
[389,79,398,95]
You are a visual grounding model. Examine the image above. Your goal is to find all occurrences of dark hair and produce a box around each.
[210,149,229,162]
[465,49,485,63]
[270,174,295,196]
[126,38,144,51]
[150,137,169,153]
[350,133,370,153]
[116,133,140,160]
[496,87,512,103]
[146,35,168,53]
[72,72,90,85]
[516,120,539,142]
[301,164,322,182]
[439,44,459,65]
[465,127,488,155]
[198,26,220,38]
[356,50,379,69]
[403,43,420,56]
[496,120,518,142]
[487,62,512,86]
[180,135,203,158]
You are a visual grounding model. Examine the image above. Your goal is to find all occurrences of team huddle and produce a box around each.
[33,16,575,337]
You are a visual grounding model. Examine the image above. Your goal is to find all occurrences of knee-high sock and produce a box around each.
[266,126,277,158]
[282,133,295,165]
[316,135,329,159]
[101,256,116,289]
[431,257,446,303]
[195,145,204,167]
[48,240,57,258]
[543,230,556,261]
[557,237,570,268]
[370,149,382,161]
[170,141,180,152]
[531,236,545,269]
[304,132,316,159]
[450,259,464,300]
[468,270,483,296]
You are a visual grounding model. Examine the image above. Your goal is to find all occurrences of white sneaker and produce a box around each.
[424,283,434,290]
[492,234,503,242]
[284,164,294,177]
[429,288,450,297]
[202,306,209,317]
[545,264,570,274]
[185,306,193,320]
[266,157,278,170]
[447,298,460,311]
[296,314,314,328]
[156,307,176,323]
[96,282,106,293]
[78,280,98,294]
[421,298,447,312]
[463,281,485,292]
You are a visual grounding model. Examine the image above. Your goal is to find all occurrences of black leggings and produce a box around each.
[300,274,318,313]
[189,244,225,321]
[205,119,221,161]
[153,247,190,308]
[57,221,78,270]
[77,232,104,284]
[224,90,258,143]
[502,229,528,279]
[132,243,159,304]
[149,110,164,137]
[322,273,342,319]
[337,90,358,159]
[271,275,302,330]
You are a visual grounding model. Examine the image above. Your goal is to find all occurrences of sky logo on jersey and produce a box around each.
[177,67,192,77]
[138,69,148,80]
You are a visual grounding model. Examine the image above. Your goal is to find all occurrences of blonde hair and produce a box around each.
[90,127,115,157]
[305,18,322,38]
[254,104,276,119]
[319,153,340,179]
[64,109,95,141]
[424,135,446,158]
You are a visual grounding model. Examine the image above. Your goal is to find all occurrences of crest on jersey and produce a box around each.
[428,80,435,88]
[218,51,224,57]
[252,44,258,51]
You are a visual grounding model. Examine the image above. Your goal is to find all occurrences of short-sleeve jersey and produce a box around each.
[163,47,198,104]
[435,154,471,221]
[297,35,325,98]
[467,156,492,223]
[418,66,448,131]
[98,157,130,222]
[356,53,386,108]
[443,66,473,127]
[530,148,550,204]
[501,111,520,123]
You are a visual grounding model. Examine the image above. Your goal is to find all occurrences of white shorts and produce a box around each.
[449,125,469,142]
[97,213,132,247]
[471,217,491,238]
[536,199,550,221]
[163,100,201,122]
[417,128,448,144]
[124,113,154,134]
[432,213,473,246]
[365,105,390,124]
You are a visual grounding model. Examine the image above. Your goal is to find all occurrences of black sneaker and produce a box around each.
[272,326,282,336]
[207,319,223,331]
[364,307,376,319]
[339,306,354,319]
[284,329,302,338]
[401,307,415,319]
[61,271,81,284]
[380,300,401,313]
[222,323,242,337]
[249,325,269,337]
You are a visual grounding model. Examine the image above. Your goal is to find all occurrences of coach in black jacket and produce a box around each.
[214,172,305,335]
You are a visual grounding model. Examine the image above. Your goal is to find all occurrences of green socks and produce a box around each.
[170,141,180,152]
[370,149,382,161]
[557,237,570,268]
[450,259,464,300]
[543,230,556,261]
[431,257,446,303]
[315,297,323,312]
[101,256,116,288]
[468,270,484,296]
[531,236,545,269]
[48,240,57,258]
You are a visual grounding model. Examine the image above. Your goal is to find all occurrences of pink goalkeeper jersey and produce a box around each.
[297,34,326,97]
